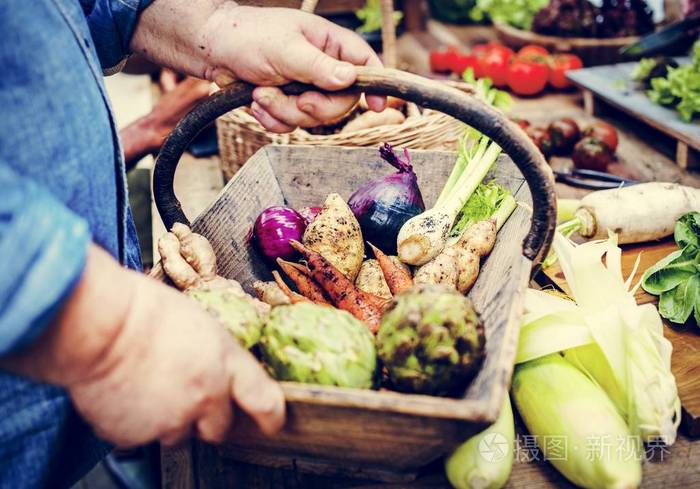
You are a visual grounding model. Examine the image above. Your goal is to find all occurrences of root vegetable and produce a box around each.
[456,250,480,294]
[276,258,331,305]
[253,281,291,306]
[158,232,202,290]
[368,242,413,295]
[455,219,497,257]
[356,259,392,299]
[272,271,309,304]
[171,222,217,280]
[302,193,364,281]
[341,108,405,133]
[414,247,459,288]
[574,182,700,244]
[290,240,386,333]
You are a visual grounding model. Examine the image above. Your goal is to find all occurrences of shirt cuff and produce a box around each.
[86,0,155,72]
[0,171,91,355]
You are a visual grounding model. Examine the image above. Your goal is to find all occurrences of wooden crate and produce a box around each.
[156,145,532,482]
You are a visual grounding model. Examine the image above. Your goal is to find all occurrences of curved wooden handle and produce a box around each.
[153,67,556,264]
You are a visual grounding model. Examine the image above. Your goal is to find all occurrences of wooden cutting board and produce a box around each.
[541,238,700,437]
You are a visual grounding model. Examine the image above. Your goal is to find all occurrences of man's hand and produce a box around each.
[0,246,285,447]
[130,2,386,133]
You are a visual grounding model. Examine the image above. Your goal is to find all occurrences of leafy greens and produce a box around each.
[645,42,700,122]
[642,212,700,325]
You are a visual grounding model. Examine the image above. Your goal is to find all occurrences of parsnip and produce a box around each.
[253,281,291,306]
[356,259,392,299]
[302,193,364,281]
[575,182,700,244]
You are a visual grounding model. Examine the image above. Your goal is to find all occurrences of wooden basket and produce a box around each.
[495,22,639,66]
[215,0,469,181]
[152,68,556,483]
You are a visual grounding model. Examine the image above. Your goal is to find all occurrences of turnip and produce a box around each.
[569,182,700,244]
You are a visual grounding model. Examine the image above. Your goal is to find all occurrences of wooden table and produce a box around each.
[156,25,700,489]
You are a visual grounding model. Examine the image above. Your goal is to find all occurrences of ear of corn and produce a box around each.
[512,354,642,489]
[445,395,514,489]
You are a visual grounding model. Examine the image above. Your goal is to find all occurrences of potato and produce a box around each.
[355,259,392,299]
[456,249,480,294]
[413,247,459,288]
[341,108,405,133]
[457,219,496,257]
[302,193,364,281]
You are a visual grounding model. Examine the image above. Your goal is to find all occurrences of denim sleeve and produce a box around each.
[86,0,155,70]
[0,163,91,355]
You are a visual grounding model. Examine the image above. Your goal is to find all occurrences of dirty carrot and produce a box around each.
[277,258,331,305]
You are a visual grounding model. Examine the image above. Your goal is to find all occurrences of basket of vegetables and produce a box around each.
[215,0,468,181]
[152,67,556,480]
[488,0,656,66]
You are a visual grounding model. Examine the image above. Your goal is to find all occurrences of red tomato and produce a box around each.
[507,59,549,96]
[472,43,491,56]
[548,54,584,89]
[582,121,619,152]
[518,44,550,58]
[478,49,513,87]
[429,50,451,73]
[450,53,479,76]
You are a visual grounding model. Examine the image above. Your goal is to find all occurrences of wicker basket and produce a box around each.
[216,0,469,181]
[495,22,639,67]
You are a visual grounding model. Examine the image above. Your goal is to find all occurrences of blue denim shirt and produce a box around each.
[0,1,152,487]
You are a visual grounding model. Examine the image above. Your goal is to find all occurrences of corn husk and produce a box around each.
[513,354,642,489]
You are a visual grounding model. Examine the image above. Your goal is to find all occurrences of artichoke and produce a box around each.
[377,284,485,395]
[189,289,263,349]
[259,303,377,388]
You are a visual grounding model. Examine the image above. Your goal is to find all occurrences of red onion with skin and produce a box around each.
[298,206,322,226]
[253,206,306,262]
[348,144,425,254]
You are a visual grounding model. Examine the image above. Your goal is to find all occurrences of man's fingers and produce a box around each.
[228,347,285,436]
[297,91,358,123]
[280,39,358,91]
[250,101,295,133]
[195,398,234,444]
[253,87,318,128]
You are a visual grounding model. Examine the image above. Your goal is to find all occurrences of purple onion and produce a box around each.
[253,206,306,262]
[298,206,322,226]
[348,144,425,254]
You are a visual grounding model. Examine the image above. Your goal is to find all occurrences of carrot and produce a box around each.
[272,271,309,304]
[368,242,413,294]
[276,258,331,305]
[289,240,386,333]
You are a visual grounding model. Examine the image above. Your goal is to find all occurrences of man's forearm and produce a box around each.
[130,0,230,80]
[0,246,134,386]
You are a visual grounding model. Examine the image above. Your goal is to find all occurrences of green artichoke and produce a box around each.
[189,289,263,349]
[377,284,485,395]
[259,303,377,388]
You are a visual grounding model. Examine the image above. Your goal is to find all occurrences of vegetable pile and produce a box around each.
[519,116,619,169]
[160,134,517,399]
[643,212,700,325]
[430,42,583,95]
[633,42,700,122]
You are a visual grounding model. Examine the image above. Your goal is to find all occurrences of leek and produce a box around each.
[397,133,501,265]
[445,395,514,489]
[512,354,642,489]
[397,71,512,266]
[518,233,681,445]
